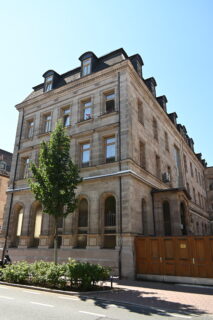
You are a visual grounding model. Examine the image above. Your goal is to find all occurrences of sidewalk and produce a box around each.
[84,279,213,316]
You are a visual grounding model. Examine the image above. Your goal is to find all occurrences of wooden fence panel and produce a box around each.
[135,236,213,278]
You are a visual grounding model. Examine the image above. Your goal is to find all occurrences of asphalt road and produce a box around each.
[0,284,212,320]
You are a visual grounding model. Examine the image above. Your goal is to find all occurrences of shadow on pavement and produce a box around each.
[78,287,209,317]
[116,279,213,296]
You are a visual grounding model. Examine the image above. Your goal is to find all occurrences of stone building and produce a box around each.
[0,149,12,233]
[205,167,213,232]
[0,48,211,278]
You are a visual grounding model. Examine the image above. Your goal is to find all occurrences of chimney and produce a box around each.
[156,95,167,112]
[196,153,202,160]
[129,54,144,78]
[168,112,177,126]
[144,77,157,97]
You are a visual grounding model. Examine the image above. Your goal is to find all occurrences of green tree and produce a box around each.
[29,121,82,263]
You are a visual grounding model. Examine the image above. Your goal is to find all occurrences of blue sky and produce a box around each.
[0,0,212,165]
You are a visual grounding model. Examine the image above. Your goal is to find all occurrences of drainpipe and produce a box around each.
[151,191,156,235]
[1,108,25,265]
[118,72,123,278]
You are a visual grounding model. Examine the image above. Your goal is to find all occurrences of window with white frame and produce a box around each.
[81,142,90,167]
[26,119,34,138]
[82,58,91,76]
[104,91,115,113]
[43,114,52,133]
[62,107,71,127]
[22,157,30,179]
[105,137,116,163]
[44,75,53,92]
[82,100,92,120]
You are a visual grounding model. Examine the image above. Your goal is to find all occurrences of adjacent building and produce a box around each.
[0,49,211,278]
[0,149,12,233]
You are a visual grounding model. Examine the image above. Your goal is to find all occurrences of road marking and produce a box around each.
[79,311,106,317]
[167,314,191,319]
[30,302,54,308]
[58,296,79,300]
[0,295,14,300]
[102,303,117,308]
[23,290,40,295]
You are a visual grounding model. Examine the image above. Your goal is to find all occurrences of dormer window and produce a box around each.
[44,75,53,92]
[43,70,63,93]
[82,58,91,76]
[79,52,97,77]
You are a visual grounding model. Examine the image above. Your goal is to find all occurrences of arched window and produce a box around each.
[180,203,187,235]
[141,199,148,235]
[103,196,116,249]
[16,208,23,237]
[12,207,24,247]
[209,183,213,191]
[77,198,88,248]
[32,207,42,247]
[104,196,116,226]
[163,201,171,236]
[34,208,42,239]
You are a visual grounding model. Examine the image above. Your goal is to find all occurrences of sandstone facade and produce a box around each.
[1,49,211,278]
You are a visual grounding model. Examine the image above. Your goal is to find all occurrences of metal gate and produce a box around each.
[135,236,213,278]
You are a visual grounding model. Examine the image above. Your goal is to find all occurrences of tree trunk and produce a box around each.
[54,217,58,264]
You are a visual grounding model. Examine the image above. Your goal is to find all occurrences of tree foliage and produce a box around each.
[28,121,82,262]
[29,121,82,218]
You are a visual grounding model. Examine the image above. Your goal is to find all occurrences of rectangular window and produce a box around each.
[195,168,198,182]
[26,120,34,139]
[153,118,158,140]
[82,100,92,120]
[44,75,53,92]
[82,58,91,76]
[155,155,161,179]
[81,143,90,167]
[105,137,116,163]
[44,114,52,133]
[105,92,115,113]
[190,162,194,177]
[62,108,71,127]
[174,146,182,187]
[165,131,169,151]
[139,142,146,169]
[167,166,172,183]
[21,157,30,179]
[184,154,188,172]
[138,100,144,125]
[193,188,196,203]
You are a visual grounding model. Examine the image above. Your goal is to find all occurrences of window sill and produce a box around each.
[38,131,52,137]
[99,111,118,119]
[21,136,34,142]
[77,118,93,126]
